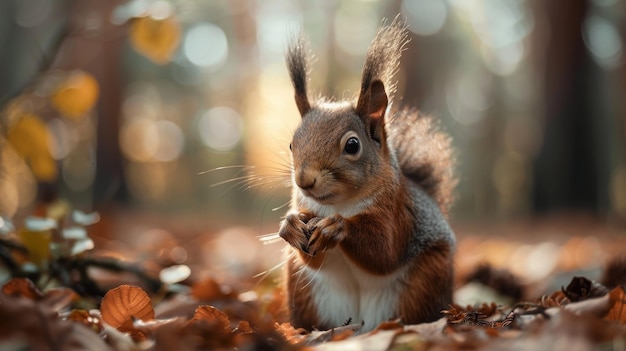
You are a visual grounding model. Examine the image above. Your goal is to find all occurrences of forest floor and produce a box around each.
[0,205,625,350]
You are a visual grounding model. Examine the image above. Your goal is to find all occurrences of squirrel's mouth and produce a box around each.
[301,189,335,202]
[313,193,334,202]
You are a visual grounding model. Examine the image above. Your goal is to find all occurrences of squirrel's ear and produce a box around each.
[356,79,388,143]
[286,35,312,117]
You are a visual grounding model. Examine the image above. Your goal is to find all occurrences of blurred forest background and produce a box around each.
[0,0,625,279]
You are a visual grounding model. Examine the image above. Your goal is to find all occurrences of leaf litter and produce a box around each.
[0,208,625,350]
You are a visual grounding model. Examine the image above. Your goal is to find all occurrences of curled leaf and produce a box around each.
[101,285,154,331]
[2,278,43,299]
[192,305,230,331]
[562,276,609,302]
[606,286,626,323]
[66,309,103,333]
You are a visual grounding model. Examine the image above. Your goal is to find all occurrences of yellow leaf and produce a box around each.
[20,228,53,266]
[51,70,99,120]
[7,113,58,181]
[130,15,181,64]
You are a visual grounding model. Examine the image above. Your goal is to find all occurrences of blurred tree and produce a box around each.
[531,0,622,215]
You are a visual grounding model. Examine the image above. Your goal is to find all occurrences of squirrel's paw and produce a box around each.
[279,212,313,252]
[307,215,346,255]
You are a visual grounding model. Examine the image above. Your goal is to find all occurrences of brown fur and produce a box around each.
[279,17,457,331]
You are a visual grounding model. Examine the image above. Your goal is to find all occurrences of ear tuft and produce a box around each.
[286,34,311,117]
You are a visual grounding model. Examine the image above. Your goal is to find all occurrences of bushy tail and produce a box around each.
[387,110,457,216]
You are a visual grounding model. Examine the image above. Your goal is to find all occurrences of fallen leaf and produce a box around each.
[275,322,308,344]
[312,329,399,351]
[192,305,230,331]
[0,292,112,350]
[191,276,234,301]
[373,319,404,332]
[562,276,609,302]
[66,309,103,333]
[2,277,44,299]
[100,285,155,331]
[19,225,53,266]
[606,286,626,323]
[41,287,78,312]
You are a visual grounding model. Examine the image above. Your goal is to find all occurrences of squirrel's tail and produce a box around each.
[387,110,457,216]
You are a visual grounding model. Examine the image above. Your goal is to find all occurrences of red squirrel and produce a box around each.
[278,18,457,332]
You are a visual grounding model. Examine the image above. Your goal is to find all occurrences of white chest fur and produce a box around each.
[304,248,405,332]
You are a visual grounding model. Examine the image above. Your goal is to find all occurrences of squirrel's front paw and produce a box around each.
[279,212,313,252]
[307,215,346,255]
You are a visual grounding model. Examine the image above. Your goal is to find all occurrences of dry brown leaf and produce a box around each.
[562,276,609,302]
[275,322,308,344]
[560,293,612,318]
[66,309,103,334]
[403,317,447,338]
[540,289,570,308]
[605,286,626,323]
[234,320,254,334]
[373,319,404,332]
[312,329,399,351]
[0,292,112,350]
[191,276,233,301]
[2,277,44,299]
[100,285,155,331]
[41,287,78,312]
[192,305,230,331]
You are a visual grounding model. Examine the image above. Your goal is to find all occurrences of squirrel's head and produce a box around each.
[285,18,407,205]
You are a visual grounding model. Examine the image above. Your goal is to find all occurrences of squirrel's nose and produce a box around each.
[295,170,317,190]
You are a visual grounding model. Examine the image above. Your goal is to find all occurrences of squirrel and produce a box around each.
[278,17,457,332]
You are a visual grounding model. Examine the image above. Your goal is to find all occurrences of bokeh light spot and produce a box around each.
[120,118,159,162]
[154,120,184,162]
[583,15,623,70]
[183,23,228,69]
[334,5,378,57]
[198,107,243,151]
[402,0,447,36]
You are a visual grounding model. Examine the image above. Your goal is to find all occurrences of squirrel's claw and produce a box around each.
[307,215,346,255]
[279,212,312,252]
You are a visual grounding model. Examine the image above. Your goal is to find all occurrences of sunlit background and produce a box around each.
[0,0,625,284]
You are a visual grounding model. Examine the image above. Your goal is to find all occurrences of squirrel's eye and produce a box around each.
[344,137,360,155]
